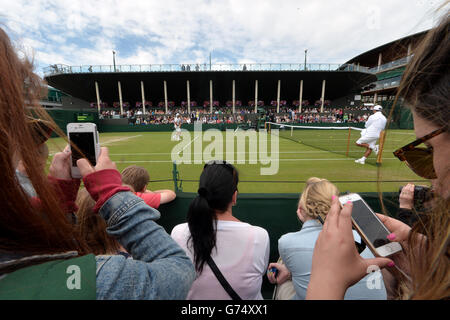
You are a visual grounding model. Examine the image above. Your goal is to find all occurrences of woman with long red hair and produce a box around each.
[0,27,195,299]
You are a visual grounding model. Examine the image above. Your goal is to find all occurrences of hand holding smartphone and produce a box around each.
[307,197,396,299]
[48,145,73,180]
[338,193,402,257]
[67,123,100,179]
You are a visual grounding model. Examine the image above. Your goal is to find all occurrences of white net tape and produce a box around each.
[266,122,363,131]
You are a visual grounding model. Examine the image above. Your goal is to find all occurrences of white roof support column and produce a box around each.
[232,80,235,114]
[407,43,412,62]
[377,53,382,71]
[187,80,191,114]
[118,81,123,115]
[210,80,213,114]
[95,81,101,114]
[140,81,146,115]
[298,79,303,113]
[276,80,281,113]
[164,80,168,114]
[320,79,326,113]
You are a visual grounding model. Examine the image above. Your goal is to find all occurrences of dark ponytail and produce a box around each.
[187,161,239,273]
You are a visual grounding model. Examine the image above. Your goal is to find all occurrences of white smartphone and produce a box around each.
[339,193,402,257]
[67,123,100,178]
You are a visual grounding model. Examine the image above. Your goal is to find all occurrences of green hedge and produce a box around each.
[98,122,365,133]
[98,123,240,132]
[44,108,413,134]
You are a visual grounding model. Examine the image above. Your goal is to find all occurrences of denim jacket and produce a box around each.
[0,191,195,300]
[95,191,196,299]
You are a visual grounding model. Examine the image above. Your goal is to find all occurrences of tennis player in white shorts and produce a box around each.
[173,113,182,141]
[355,105,387,164]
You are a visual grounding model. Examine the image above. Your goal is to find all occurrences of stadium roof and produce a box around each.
[344,30,429,68]
[44,68,375,106]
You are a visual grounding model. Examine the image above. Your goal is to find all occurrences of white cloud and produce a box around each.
[0,0,442,76]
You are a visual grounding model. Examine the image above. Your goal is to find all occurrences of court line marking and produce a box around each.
[275,138,402,141]
[109,150,386,155]
[110,158,399,163]
[179,135,200,153]
[48,135,144,156]
[101,135,143,145]
[49,149,396,157]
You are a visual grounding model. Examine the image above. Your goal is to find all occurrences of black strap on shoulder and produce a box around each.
[206,256,242,300]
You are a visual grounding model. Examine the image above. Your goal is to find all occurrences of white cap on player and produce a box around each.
[373,105,382,111]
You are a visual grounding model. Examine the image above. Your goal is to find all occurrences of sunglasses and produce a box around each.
[393,127,446,179]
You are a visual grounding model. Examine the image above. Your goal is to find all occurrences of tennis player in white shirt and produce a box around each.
[173,113,182,141]
[355,105,387,164]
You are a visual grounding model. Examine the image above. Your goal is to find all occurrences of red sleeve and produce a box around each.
[47,175,81,213]
[83,169,131,213]
[135,192,161,209]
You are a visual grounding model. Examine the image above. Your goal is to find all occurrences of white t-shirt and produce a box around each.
[364,112,386,138]
[174,117,182,129]
[171,220,270,300]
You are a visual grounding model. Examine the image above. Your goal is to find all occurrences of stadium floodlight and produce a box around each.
[113,50,116,72]
[304,49,308,70]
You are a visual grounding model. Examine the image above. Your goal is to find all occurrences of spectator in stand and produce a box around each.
[171,161,270,300]
[267,177,386,300]
[102,103,382,125]
[121,165,176,209]
[0,27,194,299]
[306,14,449,300]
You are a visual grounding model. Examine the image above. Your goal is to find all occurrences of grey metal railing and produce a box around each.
[43,62,371,77]
[368,55,412,74]
[362,75,403,92]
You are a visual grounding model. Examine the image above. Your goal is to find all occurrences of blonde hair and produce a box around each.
[298,177,339,221]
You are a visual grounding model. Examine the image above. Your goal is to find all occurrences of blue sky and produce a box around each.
[1,0,444,77]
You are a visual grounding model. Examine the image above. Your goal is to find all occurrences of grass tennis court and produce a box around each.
[46,128,429,194]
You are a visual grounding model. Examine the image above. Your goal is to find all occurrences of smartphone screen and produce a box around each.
[351,199,390,248]
[69,132,96,166]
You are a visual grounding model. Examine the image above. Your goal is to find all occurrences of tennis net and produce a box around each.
[266,122,373,160]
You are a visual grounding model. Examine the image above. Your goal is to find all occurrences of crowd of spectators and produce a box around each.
[99,105,372,126]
